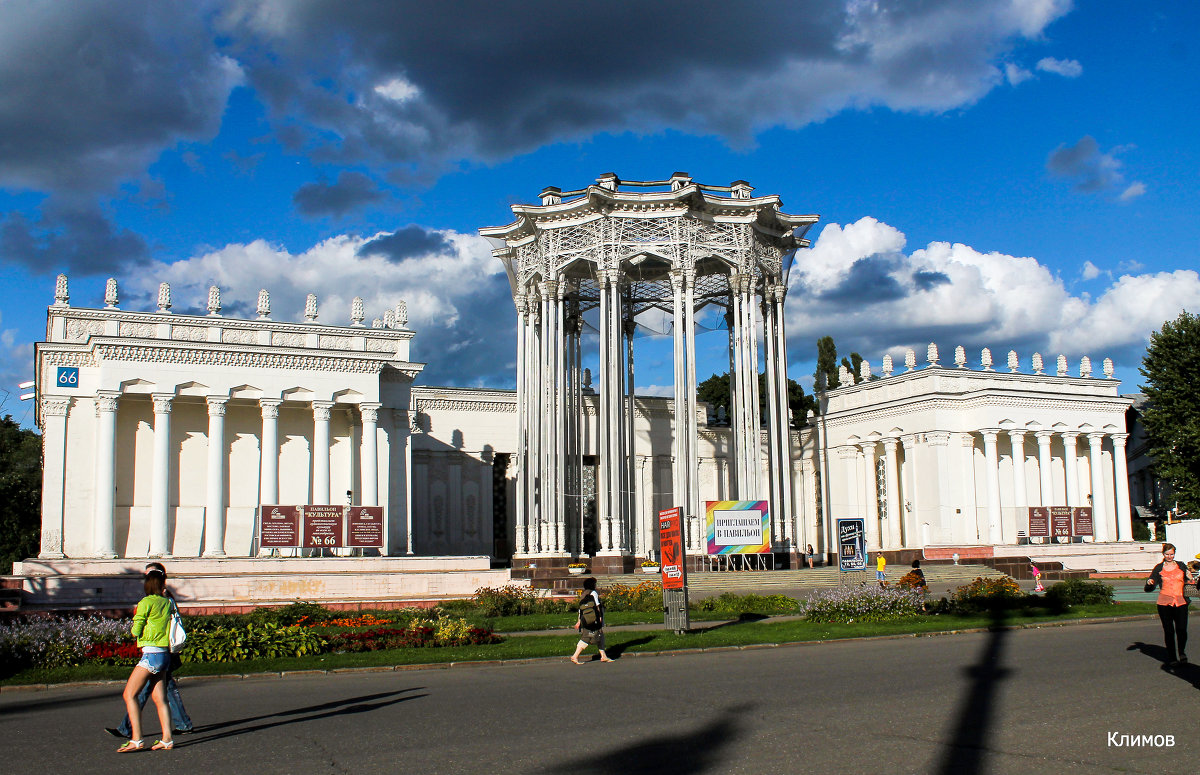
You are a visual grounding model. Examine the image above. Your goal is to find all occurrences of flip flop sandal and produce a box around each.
[151,740,174,751]
[117,739,145,753]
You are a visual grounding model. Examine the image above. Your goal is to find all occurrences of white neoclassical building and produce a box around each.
[25,177,1146,594]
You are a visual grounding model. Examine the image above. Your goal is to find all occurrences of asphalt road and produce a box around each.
[2,616,1193,775]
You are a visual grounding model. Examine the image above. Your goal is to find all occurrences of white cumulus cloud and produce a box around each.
[1036,57,1083,77]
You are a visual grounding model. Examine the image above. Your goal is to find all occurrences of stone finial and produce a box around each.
[1080,356,1092,378]
[860,361,872,382]
[981,348,993,371]
[104,277,119,309]
[371,318,383,328]
[583,368,593,391]
[1007,350,1018,373]
[256,289,271,319]
[207,285,221,316]
[157,282,171,313]
[904,349,916,372]
[954,345,966,369]
[351,297,365,326]
[882,354,893,378]
[395,301,407,327]
[838,365,851,386]
[1103,357,1114,379]
[304,293,318,322]
[927,343,939,366]
[539,186,562,205]
[1056,354,1068,376]
[730,180,754,199]
[1032,352,1044,374]
[383,309,396,328]
[53,273,69,307]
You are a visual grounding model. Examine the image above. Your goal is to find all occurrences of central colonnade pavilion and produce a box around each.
[28,174,1137,583]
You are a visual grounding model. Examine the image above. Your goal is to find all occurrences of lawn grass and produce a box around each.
[0,601,1158,687]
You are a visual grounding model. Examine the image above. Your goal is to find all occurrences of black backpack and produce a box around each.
[579,594,602,630]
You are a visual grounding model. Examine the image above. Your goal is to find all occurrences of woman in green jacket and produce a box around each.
[116,571,175,752]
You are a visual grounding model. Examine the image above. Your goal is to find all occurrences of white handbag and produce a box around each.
[168,599,187,653]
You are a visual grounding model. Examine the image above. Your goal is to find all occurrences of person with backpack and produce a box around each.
[570,577,613,664]
[107,563,194,740]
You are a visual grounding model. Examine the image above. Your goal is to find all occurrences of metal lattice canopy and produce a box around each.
[480,173,819,313]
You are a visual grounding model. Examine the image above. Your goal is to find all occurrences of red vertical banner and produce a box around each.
[658,507,686,590]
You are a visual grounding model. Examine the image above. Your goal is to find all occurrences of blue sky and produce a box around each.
[2,0,1198,426]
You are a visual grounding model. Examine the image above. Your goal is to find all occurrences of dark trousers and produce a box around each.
[1157,603,1189,662]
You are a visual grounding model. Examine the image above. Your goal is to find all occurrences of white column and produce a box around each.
[840,446,859,520]
[772,284,794,549]
[1062,432,1080,507]
[360,403,381,506]
[981,429,1003,544]
[683,267,700,535]
[882,437,901,549]
[403,410,414,555]
[92,391,120,558]
[149,394,173,557]
[259,400,281,505]
[1008,430,1028,542]
[860,442,880,550]
[514,294,529,555]
[312,400,333,504]
[1111,433,1132,541]
[1087,432,1109,542]
[1035,431,1055,506]
[38,396,70,559]
[762,288,782,548]
[900,435,918,548]
[670,268,687,526]
[203,396,228,557]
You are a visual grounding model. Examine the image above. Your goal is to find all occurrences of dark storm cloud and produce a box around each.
[410,274,517,389]
[0,0,241,192]
[1046,136,1124,193]
[358,225,452,261]
[293,171,386,217]
[913,269,951,291]
[219,0,1070,169]
[0,204,150,274]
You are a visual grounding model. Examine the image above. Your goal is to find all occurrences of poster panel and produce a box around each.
[1072,506,1094,537]
[259,505,300,548]
[837,518,867,571]
[705,500,771,555]
[304,505,344,548]
[1027,507,1050,537]
[1050,506,1073,537]
[346,506,385,547]
[658,507,686,591]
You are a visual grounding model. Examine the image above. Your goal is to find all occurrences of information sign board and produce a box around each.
[705,500,771,555]
[837,518,867,571]
[303,505,344,548]
[56,367,79,389]
[1072,506,1094,537]
[346,506,384,547]
[659,507,686,591]
[1050,506,1073,537]
[259,505,300,548]
[1027,506,1050,537]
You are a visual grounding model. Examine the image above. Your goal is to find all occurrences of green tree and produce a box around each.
[814,336,839,390]
[696,372,815,425]
[841,352,864,381]
[0,415,41,572]
[1139,311,1200,518]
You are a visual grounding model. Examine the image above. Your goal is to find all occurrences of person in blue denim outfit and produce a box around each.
[107,563,193,740]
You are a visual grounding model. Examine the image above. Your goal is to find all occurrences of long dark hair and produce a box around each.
[143,572,166,597]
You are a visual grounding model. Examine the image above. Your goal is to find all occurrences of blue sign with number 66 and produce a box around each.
[56,367,79,388]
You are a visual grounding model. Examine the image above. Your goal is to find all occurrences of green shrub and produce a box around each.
[1045,579,1114,607]
[801,585,924,623]
[950,576,1025,613]
[183,621,325,663]
[692,592,801,615]
[249,601,332,626]
[473,585,540,617]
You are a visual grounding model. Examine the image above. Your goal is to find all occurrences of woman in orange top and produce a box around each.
[1144,542,1197,668]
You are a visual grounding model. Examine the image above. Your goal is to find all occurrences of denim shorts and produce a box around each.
[137,650,171,674]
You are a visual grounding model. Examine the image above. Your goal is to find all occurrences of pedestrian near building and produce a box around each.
[806,544,815,569]
[108,563,193,740]
[876,554,887,587]
[1144,542,1197,669]
[570,577,613,665]
[1030,562,1044,593]
[116,571,176,752]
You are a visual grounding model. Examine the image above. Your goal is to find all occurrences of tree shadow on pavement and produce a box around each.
[540,702,752,775]
[932,607,1013,775]
[1127,641,1200,689]
[178,688,427,746]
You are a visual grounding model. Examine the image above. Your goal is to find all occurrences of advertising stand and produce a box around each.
[837,518,868,586]
[658,506,690,633]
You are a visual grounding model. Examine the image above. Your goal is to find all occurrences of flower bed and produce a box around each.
[801,585,925,624]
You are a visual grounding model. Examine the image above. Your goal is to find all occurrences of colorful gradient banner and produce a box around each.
[705,500,771,555]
